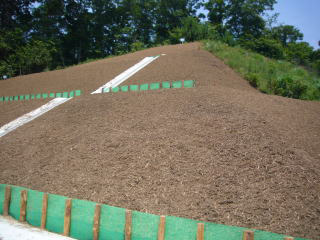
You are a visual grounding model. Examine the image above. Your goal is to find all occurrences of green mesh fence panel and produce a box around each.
[172,81,182,88]
[62,92,69,98]
[99,204,126,240]
[46,193,67,234]
[121,86,129,92]
[140,84,149,91]
[31,95,35,99]
[5,96,9,101]
[69,91,75,98]
[14,96,19,101]
[25,95,30,100]
[0,97,3,102]
[130,85,139,91]
[0,185,308,240]
[49,93,55,98]
[112,87,120,93]
[9,186,26,220]
[75,90,81,96]
[26,189,44,227]
[132,211,159,240]
[184,80,195,88]
[36,94,41,99]
[150,83,160,90]
[56,93,62,98]
[9,96,13,101]
[103,88,110,93]
[70,199,95,239]
[20,95,24,100]
[0,184,5,214]
[42,93,48,99]
[162,82,171,89]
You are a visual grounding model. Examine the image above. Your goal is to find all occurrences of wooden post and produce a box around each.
[63,198,72,236]
[197,223,204,240]
[243,230,254,240]
[19,190,27,222]
[284,238,294,240]
[125,210,132,240]
[158,215,166,240]
[3,186,11,216]
[93,204,101,240]
[41,193,48,229]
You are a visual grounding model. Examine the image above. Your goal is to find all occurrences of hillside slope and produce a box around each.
[0,43,319,239]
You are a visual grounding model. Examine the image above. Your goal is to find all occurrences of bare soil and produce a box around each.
[0,43,319,239]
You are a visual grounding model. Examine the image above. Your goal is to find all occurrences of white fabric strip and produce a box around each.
[91,56,159,94]
[0,98,71,138]
[0,215,75,240]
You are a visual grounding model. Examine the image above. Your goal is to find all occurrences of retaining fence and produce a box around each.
[0,184,303,240]
[102,80,195,93]
[0,90,82,103]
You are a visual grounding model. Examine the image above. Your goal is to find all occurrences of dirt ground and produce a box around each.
[0,43,319,239]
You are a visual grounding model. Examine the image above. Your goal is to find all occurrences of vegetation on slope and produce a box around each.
[205,40,320,100]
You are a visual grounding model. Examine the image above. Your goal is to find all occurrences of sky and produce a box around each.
[270,0,320,49]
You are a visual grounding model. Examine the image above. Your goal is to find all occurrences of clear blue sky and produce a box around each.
[270,0,319,49]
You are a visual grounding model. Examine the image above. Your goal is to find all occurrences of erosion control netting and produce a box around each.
[0,184,306,240]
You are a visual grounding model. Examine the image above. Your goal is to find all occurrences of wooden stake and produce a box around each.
[63,198,72,236]
[3,186,11,216]
[41,193,48,229]
[93,204,101,240]
[197,223,204,240]
[19,190,27,222]
[158,215,166,240]
[125,210,132,240]
[243,230,254,240]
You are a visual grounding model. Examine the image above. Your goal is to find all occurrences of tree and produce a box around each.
[204,0,277,39]
[271,25,303,46]
[286,42,313,65]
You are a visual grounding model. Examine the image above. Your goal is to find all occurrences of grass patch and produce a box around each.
[204,40,320,101]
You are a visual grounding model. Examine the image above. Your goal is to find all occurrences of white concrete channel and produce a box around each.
[0,56,159,138]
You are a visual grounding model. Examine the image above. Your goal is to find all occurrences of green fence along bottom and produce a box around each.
[75,90,81,96]
[0,97,3,102]
[49,93,55,98]
[0,184,305,240]
[20,95,24,100]
[112,87,120,93]
[25,95,30,100]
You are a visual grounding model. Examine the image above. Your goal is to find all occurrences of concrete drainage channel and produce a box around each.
[0,185,301,240]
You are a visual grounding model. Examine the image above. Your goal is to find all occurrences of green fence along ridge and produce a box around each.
[103,88,110,93]
[25,95,30,100]
[42,93,48,99]
[20,95,25,100]
[172,81,183,88]
[184,80,195,88]
[130,85,139,91]
[162,81,171,89]
[14,96,19,101]
[49,93,55,98]
[112,87,120,93]
[0,97,3,102]
[75,90,81,96]
[140,84,149,91]
[150,83,160,90]
[121,86,129,92]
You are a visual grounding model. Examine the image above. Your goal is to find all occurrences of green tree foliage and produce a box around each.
[270,25,303,46]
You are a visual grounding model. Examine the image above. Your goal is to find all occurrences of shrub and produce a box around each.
[245,73,259,87]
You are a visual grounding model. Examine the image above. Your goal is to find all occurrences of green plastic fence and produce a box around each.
[140,84,149,91]
[0,90,82,103]
[130,85,139,91]
[0,184,305,240]
[112,87,120,93]
[172,81,183,88]
[150,83,160,90]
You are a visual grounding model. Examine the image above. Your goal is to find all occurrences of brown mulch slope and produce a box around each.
[0,43,319,239]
